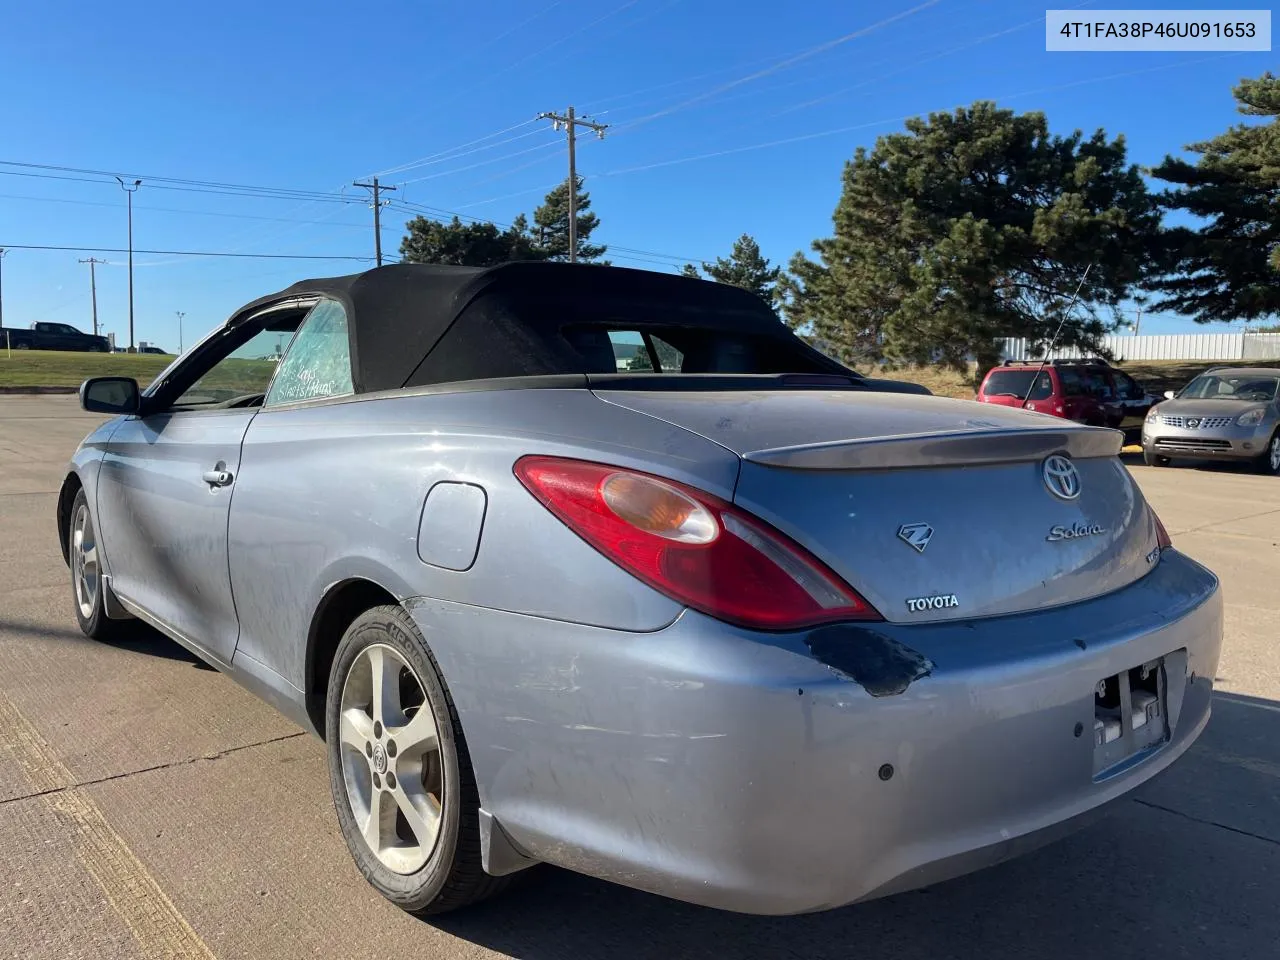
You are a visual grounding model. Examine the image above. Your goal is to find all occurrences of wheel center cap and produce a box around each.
[372,743,387,774]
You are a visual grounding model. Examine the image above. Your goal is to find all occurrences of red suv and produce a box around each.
[977,359,1157,440]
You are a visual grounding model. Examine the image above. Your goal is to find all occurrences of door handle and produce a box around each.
[202,466,234,487]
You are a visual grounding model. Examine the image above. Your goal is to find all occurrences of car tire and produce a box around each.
[1254,431,1280,476]
[1143,448,1170,467]
[67,489,126,641]
[325,604,509,916]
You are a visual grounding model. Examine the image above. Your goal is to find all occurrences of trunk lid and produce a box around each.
[594,388,1159,623]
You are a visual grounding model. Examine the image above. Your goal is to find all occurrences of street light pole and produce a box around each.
[0,248,6,331]
[175,310,185,353]
[115,177,141,351]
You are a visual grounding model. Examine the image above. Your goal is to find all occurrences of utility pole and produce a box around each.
[536,106,607,263]
[0,248,6,331]
[352,176,397,266]
[79,258,105,336]
[1133,306,1143,336]
[175,311,186,353]
[115,177,142,351]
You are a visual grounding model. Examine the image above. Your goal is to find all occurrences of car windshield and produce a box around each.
[1179,375,1279,402]
[983,369,1051,400]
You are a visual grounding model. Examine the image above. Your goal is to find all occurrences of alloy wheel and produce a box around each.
[71,503,99,620]
[338,643,443,874]
[1271,435,1280,473]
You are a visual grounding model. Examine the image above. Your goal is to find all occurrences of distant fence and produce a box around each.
[1000,332,1280,363]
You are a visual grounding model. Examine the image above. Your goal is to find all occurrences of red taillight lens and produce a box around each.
[1152,510,1173,550]
[514,456,880,630]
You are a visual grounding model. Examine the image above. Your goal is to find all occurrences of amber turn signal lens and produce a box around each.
[600,472,718,544]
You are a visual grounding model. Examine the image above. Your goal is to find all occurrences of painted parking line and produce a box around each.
[0,691,216,960]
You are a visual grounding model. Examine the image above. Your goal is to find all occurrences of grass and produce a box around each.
[0,350,174,388]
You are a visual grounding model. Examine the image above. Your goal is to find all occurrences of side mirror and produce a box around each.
[80,377,141,415]
[1163,390,1176,400]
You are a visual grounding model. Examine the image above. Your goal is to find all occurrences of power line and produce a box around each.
[395,136,564,186]
[0,243,374,261]
[770,2,1096,119]
[609,0,946,135]
[372,125,548,179]
[386,198,713,265]
[0,190,373,227]
[0,167,361,205]
[591,52,1236,181]
[0,160,356,202]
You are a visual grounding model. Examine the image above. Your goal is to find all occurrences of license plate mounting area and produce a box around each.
[1092,657,1170,779]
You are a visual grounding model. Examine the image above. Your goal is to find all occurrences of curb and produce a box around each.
[0,386,79,395]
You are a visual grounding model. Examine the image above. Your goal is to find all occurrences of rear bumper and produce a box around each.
[409,550,1221,915]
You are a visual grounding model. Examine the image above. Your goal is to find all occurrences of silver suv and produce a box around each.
[1142,367,1280,474]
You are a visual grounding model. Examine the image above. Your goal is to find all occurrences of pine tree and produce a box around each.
[533,176,606,262]
[696,234,782,311]
[1149,72,1280,323]
[780,103,1159,369]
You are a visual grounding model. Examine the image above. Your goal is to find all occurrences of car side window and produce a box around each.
[1059,369,1084,396]
[264,300,354,406]
[1084,371,1113,399]
[607,330,684,372]
[170,328,293,410]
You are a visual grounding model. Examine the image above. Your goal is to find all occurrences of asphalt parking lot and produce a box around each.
[1,395,1277,960]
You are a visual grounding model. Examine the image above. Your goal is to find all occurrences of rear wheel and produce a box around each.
[1143,448,1170,468]
[325,605,508,915]
[1254,431,1280,476]
[68,490,125,640]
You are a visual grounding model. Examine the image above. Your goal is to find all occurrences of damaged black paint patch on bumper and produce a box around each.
[804,625,934,696]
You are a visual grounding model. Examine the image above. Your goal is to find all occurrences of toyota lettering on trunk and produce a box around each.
[905,594,959,613]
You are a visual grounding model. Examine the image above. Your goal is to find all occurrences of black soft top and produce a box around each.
[236,261,850,394]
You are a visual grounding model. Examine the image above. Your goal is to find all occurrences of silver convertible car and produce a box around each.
[61,263,1221,917]
[1141,367,1280,473]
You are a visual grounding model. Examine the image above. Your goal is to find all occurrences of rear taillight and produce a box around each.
[514,456,881,630]
[1152,510,1173,550]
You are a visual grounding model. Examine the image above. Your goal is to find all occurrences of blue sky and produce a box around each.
[0,0,1273,351]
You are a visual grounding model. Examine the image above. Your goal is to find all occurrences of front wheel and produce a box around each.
[67,489,125,640]
[1143,448,1170,467]
[325,605,509,915]
[1254,432,1280,476]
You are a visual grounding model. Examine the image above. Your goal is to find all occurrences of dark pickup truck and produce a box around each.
[1,322,111,352]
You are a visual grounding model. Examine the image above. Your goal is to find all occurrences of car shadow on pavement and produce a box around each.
[1120,450,1269,475]
[0,617,215,669]
[432,692,1280,960]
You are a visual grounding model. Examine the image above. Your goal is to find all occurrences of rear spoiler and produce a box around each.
[744,426,1123,470]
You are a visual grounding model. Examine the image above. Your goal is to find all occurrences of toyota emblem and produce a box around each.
[1042,455,1081,501]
